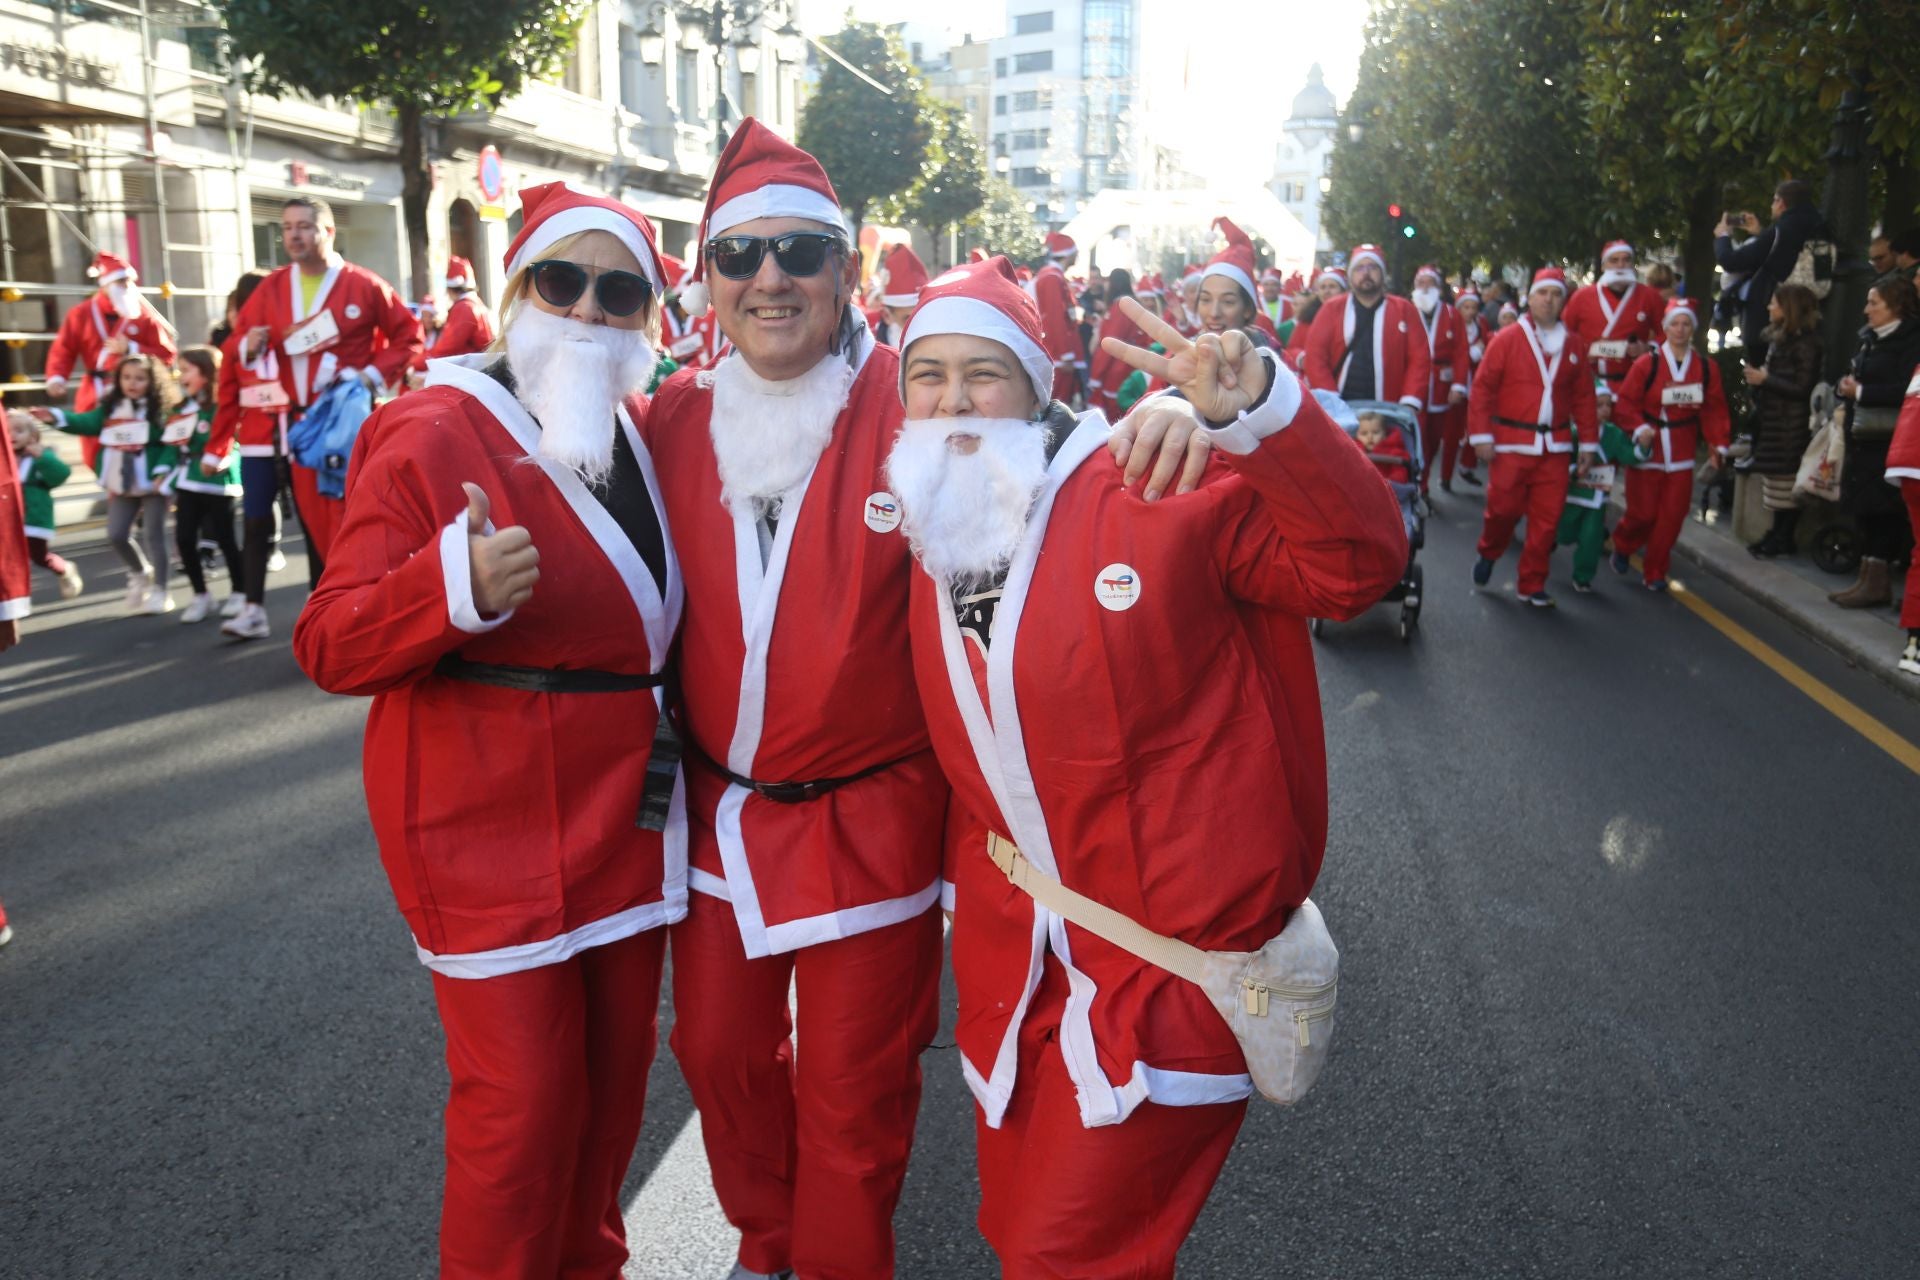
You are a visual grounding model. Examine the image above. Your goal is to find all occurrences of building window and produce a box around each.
[619,25,646,114]
[1012,128,1050,150]
[1014,11,1054,34]
[740,70,758,119]
[994,57,1006,77]
[1011,88,1051,112]
[992,132,1007,154]
[677,49,700,122]
[1012,51,1052,74]
[1011,166,1049,188]
[561,17,601,98]
[1083,0,1132,79]
[994,94,1007,116]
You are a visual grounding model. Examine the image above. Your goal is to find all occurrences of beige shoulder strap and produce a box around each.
[987,833,1209,986]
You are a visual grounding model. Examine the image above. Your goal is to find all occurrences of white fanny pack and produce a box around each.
[985,833,1338,1106]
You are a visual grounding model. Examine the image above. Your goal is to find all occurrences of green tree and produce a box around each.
[220,0,588,298]
[961,178,1045,264]
[796,21,936,238]
[882,101,988,267]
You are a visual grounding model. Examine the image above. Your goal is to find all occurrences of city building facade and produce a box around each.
[1270,62,1338,256]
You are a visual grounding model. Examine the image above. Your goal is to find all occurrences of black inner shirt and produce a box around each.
[1341,298,1381,402]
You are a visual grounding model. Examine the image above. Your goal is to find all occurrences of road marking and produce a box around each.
[1671,578,1920,777]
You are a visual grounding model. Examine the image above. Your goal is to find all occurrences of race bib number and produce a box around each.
[1589,340,1629,360]
[1581,464,1617,492]
[100,421,149,448]
[239,380,290,409]
[669,333,703,358]
[161,413,197,444]
[281,307,341,356]
[1662,382,1704,407]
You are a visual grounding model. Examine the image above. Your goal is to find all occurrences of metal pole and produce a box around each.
[1820,69,1872,383]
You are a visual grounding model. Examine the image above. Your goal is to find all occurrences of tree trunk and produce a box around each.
[1682,183,1721,351]
[396,100,433,302]
[1882,144,1920,236]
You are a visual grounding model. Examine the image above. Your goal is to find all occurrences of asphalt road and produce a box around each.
[4,487,1917,1279]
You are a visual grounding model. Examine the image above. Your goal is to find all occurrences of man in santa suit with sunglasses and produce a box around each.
[44,251,178,472]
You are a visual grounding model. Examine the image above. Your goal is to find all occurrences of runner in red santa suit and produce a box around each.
[1172,264,1203,337]
[1287,264,1345,374]
[1257,264,1291,330]
[44,252,179,473]
[1,421,30,649]
[1305,243,1431,414]
[234,195,423,591]
[1467,267,1600,607]
[1032,232,1082,403]
[1563,239,1664,400]
[1445,283,1490,489]
[1410,264,1470,496]
[1609,297,1730,591]
[294,183,683,1280]
[872,242,929,349]
[432,255,497,357]
[885,262,1406,1279]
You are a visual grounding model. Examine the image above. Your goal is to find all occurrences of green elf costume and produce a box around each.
[17,438,71,545]
[1556,386,1652,590]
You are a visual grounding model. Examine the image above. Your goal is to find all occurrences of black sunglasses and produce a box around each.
[705,232,845,281]
[528,259,654,317]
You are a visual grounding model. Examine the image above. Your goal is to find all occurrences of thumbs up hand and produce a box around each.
[463,482,539,616]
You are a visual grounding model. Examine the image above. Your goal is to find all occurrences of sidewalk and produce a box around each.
[1657,497,1916,703]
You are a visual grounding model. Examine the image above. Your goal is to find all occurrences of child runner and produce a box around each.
[171,345,245,623]
[7,409,83,597]
[33,353,183,614]
[1555,385,1653,593]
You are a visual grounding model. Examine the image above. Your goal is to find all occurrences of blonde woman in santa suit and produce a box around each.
[886,258,1406,1278]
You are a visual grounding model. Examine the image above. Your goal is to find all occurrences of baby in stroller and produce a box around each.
[1357,411,1413,485]
[1309,391,1426,641]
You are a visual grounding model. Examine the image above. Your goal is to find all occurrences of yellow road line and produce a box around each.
[1670,577,1920,777]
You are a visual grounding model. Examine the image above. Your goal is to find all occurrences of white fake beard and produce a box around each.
[504,305,657,487]
[1412,286,1440,313]
[886,417,1051,589]
[708,350,854,518]
[107,283,139,319]
[1600,267,1638,290]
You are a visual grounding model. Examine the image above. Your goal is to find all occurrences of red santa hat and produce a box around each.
[1601,239,1634,261]
[1180,263,1202,281]
[1663,296,1700,327]
[1314,263,1347,288]
[505,182,664,296]
[657,251,688,293]
[1259,265,1284,287]
[1413,264,1443,286]
[444,256,476,291]
[1456,282,1481,300]
[1045,232,1076,261]
[680,117,848,314]
[1015,265,1033,283]
[1202,217,1258,301]
[1284,271,1306,294]
[1529,266,1568,295]
[1348,243,1386,273]
[88,251,135,285]
[968,247,988,264]
[900,256,1054,409]
[879,243,931,308]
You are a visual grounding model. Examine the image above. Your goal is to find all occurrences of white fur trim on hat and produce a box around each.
[881,290,921,308]
[1202,264,1257,301]
[507,206,663,291]
[1529,277,1567,295]
[900,295,1053,409]
[1349,248,1385,272]
[709,184,849,239]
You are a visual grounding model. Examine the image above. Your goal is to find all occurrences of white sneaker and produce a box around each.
[726,1268,794,1280]
[123,572,152,614]
[220,593,247,619]
[142,586,176,615]
[0,922,12,947]
[58,563,83,598]
[266,548,288,573]
[221,602,270,641]
[180,593,213,623]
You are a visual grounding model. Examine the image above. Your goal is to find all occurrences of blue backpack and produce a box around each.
[288,375,373,499]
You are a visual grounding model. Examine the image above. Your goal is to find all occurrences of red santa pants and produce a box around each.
[1436,406,1472,484]
[289,461,343,579]
[1611,466,1694,583]
[1052,366,1077,406]
[976,963,1247,1280]
[669,891,943,1279]
[1901,480,1920,630]
[1476,450,1571,596]
[1418,406,1444,490]
[431,927,667,1280]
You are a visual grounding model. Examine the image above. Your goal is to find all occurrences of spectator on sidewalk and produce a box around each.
[6,410,82,597]
[1891,229,1920,275]
[1869,235,1896,279]
[1713,180,1828,363]
[1831,274,1920,609]
[1742,284,1823,558]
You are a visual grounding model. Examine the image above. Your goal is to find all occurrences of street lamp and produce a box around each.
[631,0,798,152]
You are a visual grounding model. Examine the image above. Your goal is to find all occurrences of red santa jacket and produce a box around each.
[1363,428,1414,484]
[234,256,422,409]
[1087,304,1150,415]
[1033,265,1082,374]
[45,291,178,413]
[1466,319,1600,456]
[1416,301,1472,411]
[293,357,686,976]
[909,365,1406,1128]
[639,339,944,958]
[1462,316,1490,386]
[1304,293,1432,409]
[429,294,495,360]
[1614,342,1732,472]
[1563,282,1665,384]
[1888,364,1920,484]
[1,428,29,625]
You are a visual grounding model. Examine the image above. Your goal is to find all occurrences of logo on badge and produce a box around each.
[345,304,363,320]
[1094,562,1140,611]
[864,491,902,533]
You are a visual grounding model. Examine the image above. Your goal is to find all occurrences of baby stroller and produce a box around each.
[1308,392,1425,643]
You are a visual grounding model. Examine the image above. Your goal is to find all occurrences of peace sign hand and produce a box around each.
[1098,297,1269,424]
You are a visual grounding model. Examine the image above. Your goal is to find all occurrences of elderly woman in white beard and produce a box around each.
[294,184,689,1280]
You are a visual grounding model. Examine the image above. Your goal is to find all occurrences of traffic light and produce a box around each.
[1403,224,1418,239]
[1387,203,1403,218]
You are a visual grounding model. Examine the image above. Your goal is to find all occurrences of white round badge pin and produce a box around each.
[1094,563,1141,612]
[864,491,902,533]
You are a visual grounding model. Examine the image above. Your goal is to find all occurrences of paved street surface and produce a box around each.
[5,488,1918,1279]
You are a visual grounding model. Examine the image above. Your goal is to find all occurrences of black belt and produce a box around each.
[689,742,914,804]
[1493,415,1569,433]
[1649,415,1698,428]
[1600,369,1628,381]
[434,655,668,693]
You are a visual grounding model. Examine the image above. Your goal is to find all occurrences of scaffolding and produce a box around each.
[0,0,251,391]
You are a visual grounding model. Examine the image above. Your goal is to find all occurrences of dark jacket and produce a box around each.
[1840,317,1920,515]
[1715,202,1829,340]
[1747,325,1821,475]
